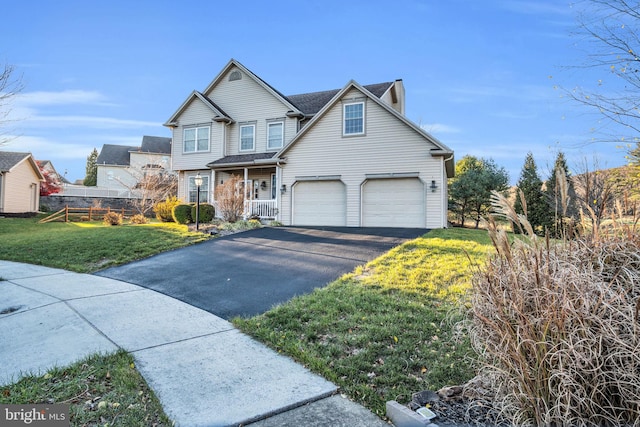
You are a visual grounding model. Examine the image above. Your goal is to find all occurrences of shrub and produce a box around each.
[214,175,244,222]
[103,212,123,226]
[153,196,180,222]
[469,192,640,426]
[268,220,283,227]
[130,214,148,224]
[172,204,193,224]
[247,219,261,229]
[191,203,215,223]
[220,222,235,231]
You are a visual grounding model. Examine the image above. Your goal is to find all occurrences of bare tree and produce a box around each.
[214,175,244,222]
[572,158,616,236]
[0,62,24,145]
[111,160,177,216]
[568,0,640,140]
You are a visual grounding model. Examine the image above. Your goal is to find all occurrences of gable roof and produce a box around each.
[37,159,70,184]
[286,82,394,116]
[277,80,455,177]
[97,144,137,166]
[202,59,304,117]
[140,135,171,154]
[0,151,44,180]
[164,91,232,126]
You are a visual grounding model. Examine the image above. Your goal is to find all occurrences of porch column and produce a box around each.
[275,164,282,222]
[244,167,249,219]
[210,170,215,204]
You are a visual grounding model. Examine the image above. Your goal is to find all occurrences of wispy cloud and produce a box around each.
[24,115,162,129]
[16,89,117,107]
[421,123,462,134]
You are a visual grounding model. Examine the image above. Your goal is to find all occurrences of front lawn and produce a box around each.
[0,216,210,273]
[233,227,493,417]
[0,351,172,426]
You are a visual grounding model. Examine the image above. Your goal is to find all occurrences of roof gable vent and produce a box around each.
[228,70,242,81]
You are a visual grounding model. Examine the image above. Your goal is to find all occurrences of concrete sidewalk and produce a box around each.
[0,261,389,426]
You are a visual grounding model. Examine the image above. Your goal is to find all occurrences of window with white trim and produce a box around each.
[183,126,210,153]
[239,124,255,151]
[188,175,209,203]
[343,102,364,135]
[267,121,284,150]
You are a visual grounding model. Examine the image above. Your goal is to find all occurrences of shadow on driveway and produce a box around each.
[95,227,427,319]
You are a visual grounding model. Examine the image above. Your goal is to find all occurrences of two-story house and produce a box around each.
[96,135,172,191]
[165,59,454,228]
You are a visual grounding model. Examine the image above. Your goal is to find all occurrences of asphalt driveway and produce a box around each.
[95,226,426,319]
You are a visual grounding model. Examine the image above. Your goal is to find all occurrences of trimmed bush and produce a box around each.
[130,214,148,224]
[103,212,123,226]
[153,196,180,222]
[172,204,193,224]
[191,203,215,223]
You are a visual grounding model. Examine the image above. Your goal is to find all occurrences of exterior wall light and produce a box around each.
[280,184,287,194]
[430,180,437,192]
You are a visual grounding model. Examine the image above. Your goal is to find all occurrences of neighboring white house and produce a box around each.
[96,136,172,191]
[165,59,454,228]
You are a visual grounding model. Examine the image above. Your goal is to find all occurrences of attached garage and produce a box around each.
[292,180,346,226]
[362,178,425,227]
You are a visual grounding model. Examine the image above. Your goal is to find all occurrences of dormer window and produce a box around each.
[343,102,365,136]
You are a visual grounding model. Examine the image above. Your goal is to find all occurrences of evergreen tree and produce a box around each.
[449,155,510,227]
[545,152,577,236]
[83,148,98,186]
[514,152,549,234]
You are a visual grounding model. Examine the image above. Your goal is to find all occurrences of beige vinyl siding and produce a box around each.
[205,67,297,156]
[171,99,224,172]
[280,87,447,228]
[2,160,40,213]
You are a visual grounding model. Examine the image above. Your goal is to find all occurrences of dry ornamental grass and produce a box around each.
[469,191,640,426]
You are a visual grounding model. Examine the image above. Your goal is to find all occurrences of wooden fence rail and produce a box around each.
[39,205,135,223]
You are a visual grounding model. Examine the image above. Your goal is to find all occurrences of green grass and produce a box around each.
[0,216,210,273]
[0,350,173,426]
[233,227,493,418]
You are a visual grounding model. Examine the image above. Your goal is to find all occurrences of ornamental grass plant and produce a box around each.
[468,181,640,426]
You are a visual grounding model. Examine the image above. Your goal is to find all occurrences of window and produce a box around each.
[271,173,277,199]
[240,124,255,151]
[267,121,284,149]
[343,102,364,135]
[188,174,209,203]
[183,126,210,153]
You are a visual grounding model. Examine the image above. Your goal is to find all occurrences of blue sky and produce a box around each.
[0,0,632,183]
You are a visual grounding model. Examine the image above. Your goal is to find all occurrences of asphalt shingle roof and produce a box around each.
[96,144,137,166]
[0,151,31,172]
[140,136,171,154]
[206,152,277,167]
[286,82,394,115]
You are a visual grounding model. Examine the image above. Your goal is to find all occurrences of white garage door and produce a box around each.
[293,180,346,226]
[362,178,425,227]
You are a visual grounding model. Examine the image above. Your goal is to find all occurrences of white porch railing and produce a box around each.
[244,199,277,219]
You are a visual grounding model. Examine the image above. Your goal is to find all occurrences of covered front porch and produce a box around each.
[206,154,282,221]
